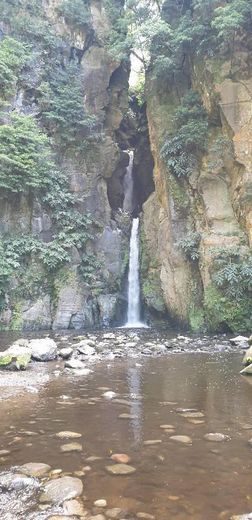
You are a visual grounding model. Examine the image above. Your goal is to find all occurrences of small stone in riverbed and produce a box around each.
[56,431,82,439]
[143,440,162,445]
[19,462,51,477]
[187,419,205,425]
[65,359,86,370]
[137,513,155,519]
[102,391,117,399]
[40,476,83,503]
[89,516,106,520]
[180,411,204,418]
[204,433,230,442]
[94,499,107,508]
[118,413,137,419]
[0,450,10,456]
[106,464,136,475]
[159,425,174,429]
[60,442,83,452]
[105,508,126,518]
[59,347,73,359]
[111,454,130,464]
[63,498,86,516]
[86,456,103,462]
[169,435,192,445]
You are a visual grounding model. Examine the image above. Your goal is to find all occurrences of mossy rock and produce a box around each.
[15,353,31,370]
[0,355,13,367]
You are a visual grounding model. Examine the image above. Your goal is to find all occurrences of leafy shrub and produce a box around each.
[56,0,91,29]
[177,232,201,261]
[0,36,29,101]
[38,65,98,150]
[212,256,252,299]
[161,91,208,178]
[0,113,54,193]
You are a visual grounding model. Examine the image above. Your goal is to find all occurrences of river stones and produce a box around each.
[94,499,107,508]
[59,347,73,359]
[56,431,82,439]
[63,498,86,515]
[118,414,137,420]
[102,391,117,399]
[40,476,83,503]
[29,338,58,361]
[105,508,126,518]
[0,450,10,456]
[159,425,174,429]
[76,343,96,356]
[111,454,131,464]
[169,435,192,445]
[180,412,204,418]
[65,359,86,370]
[19,462,51,477]
[231,515,252,519]
[143,440,162,446]
[0,472,39,491]
[136,514,155,519]
[204,433,230,442]
[106,464,136,475]
[60,442,83,452]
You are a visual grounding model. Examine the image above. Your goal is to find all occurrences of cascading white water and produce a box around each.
[123,150,134,214]
[126,217,141,326]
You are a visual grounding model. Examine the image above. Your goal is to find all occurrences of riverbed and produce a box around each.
[0,330,251,520]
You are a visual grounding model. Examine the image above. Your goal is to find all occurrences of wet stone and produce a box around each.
[169,435,192,445]
[56,431,82,439]
[0,450,10,456]
[63,498,86,516]
[111,454,131,464]
[105,508,126,518]
[40,476,83,504]
[137,514,155,519]
[19,462,51,477]
[143,440,162,446]
[106,464,136,475]
[204,433,231,442]
[60,442,83,452]
[118,414,137,420]
[0,472,39,491]
[94,499,107,508]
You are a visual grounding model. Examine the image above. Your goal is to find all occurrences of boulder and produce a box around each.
[242,346,252,366]
[59,347,73,359]
[0,472,39,491]
[230,336,249,347]
[240,364,252,375]
[40,476,83,504]
[29,338,58,361]
[65,359,86,370]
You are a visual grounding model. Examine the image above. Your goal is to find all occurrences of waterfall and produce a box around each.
[123,150,134,214]
[125,217,147,328]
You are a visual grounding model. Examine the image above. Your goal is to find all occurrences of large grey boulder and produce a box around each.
[242,346,252,366]
[40,476,83,504]
[29,338,58,361]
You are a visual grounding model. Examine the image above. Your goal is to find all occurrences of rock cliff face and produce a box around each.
[0,0,131,330]
[142,39,252,332]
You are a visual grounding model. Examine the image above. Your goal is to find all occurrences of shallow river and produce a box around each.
[0,333,251,520]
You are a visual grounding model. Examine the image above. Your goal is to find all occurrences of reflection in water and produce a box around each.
[127,365,143,446]
[0,352,252,519]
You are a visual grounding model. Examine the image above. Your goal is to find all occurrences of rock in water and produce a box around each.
[169,435,192,445]
[204,433,230,442]
[65,359,86,370]
[56,431,82,439]
[59,347,73,359]
[0,472,39,491]
[60,442,83,452]
[19,463,51,477]
[29,338,58,361]
[40,476,83,503]
[110,454,131,464]
[105,464,136,475]
[242,346,252,366]
[240,364,252,375]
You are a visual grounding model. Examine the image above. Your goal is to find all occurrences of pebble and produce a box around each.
[56,431,82,439]
[111,454,131,464]
[106,464,136,475]
[63,498,86,516]
[86,456,103,462]
[143,440,162,446]
[118,413,137,420]
[102,391,117,399]
[204,433,230,442]
[89,515,106,520]
[169,435,192,445]
[105,508,126,518]
[136,514,155,519]
[0,450,10,456]
[159,425,174,429]
[60,442,83,452]
[94,499,107,508]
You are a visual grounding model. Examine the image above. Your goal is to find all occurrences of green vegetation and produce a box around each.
[178,231,201,261]
[38,65,98,151]
[56,0,91,29]
[0,114,54,193]
[204,284,252,333]
[161,91,208,178]
[0,37,29,102]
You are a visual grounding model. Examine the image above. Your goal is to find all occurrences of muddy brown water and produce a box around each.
[0,334,252,519]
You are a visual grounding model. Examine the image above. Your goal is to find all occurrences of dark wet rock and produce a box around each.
[29,338,58,361]
[204,433,230,442]
[105,464,136,475]
[60,442,83,452]
[0,472,39,491]
[19,462,51,477]
[40,476,83,503]
[59,347,73,359]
